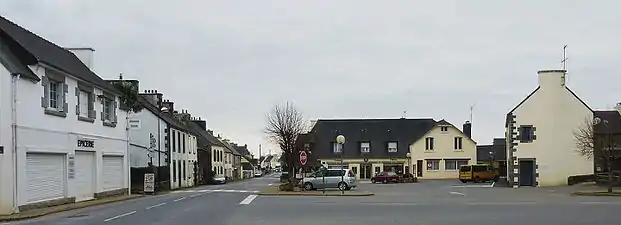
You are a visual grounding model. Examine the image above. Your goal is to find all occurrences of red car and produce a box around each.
[371,171,402,183]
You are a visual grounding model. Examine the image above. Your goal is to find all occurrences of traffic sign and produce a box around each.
[299,151,308,166]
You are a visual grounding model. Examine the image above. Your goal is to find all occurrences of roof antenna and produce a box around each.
[469,104,475,124]
[401,109,407,119]
[561,45,568,71]
[118,73,123,80]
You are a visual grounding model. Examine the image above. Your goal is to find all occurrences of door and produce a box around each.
[519,159,535,186]
[102,156,124,191]
[26,153,66,203]
[416,160,423,177]
[74,151,95,201]
[360,164,372,179]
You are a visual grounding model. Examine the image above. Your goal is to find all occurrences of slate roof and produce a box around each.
[0,15,119,94]
[476,138,506,161]
[235,145,251,156]
[183,120,213,151]
[308,118,438,158]
[221,141,242,156]
[138,96,190,133]
[594,110,621,135]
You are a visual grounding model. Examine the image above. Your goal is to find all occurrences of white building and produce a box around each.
[506,69,593,187]
[124,89,197,190]
[0,16,129,215]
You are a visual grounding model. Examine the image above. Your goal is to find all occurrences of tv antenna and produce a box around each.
[561,45,568,70]
[402,109,407,119]
[469,104,475,123]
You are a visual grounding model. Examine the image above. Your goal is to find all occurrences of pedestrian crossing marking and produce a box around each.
[172,189,259,194]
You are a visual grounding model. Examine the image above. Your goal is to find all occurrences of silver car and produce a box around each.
[301,168,357,191]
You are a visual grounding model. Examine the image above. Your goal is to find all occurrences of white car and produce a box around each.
[254,171,263,177]
[213,175,226,184]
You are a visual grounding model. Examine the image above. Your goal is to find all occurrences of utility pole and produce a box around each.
[561,45,568,70]
[258,144,262,170]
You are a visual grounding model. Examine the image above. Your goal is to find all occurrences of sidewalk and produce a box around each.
[0,195,143,222]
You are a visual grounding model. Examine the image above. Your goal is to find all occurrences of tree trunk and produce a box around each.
[608,164,614,193]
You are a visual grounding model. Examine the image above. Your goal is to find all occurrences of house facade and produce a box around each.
[305,118,476,180]
[0,16,129,215]
[506,69,593,187]
[476,138,508,177]
[410,120,477,179]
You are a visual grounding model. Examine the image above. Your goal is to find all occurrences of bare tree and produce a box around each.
[574,117,620,192]
[264,102,307,190]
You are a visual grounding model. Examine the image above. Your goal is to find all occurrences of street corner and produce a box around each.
[257,186,374,197]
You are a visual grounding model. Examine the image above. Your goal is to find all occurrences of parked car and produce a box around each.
[371,171,402,183]
[401,173,417,183]
[254,171,263,177]
[213,174,226,184]
[301,168,357,191]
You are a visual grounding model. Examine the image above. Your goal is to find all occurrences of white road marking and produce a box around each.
[451,184,494,188]
[173,197,186,202]
[268,183,273,186]
[579,201,621,205]
[146,202,166,210]
[190,193,202,198]
[450,191,466,196]
[239,194,258,205]
[103,211,136,222]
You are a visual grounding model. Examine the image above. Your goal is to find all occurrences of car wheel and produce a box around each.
[304,182,314,191]
[382,180,387,184]
[371,179,376,184]
[460,179,467,183]
[338,182,348,191]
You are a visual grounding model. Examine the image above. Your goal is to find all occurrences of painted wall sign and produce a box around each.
[129,119,141,129]
[77,139,95,148]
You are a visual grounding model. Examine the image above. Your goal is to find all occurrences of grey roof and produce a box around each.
[0,15,119,94]
[476,138,506,161]
[183,121,212,150]
[594,110,621,135]
[264,155,274,163]
[221,141,242,156]
[309,118,438,158]
[137,96,190,133]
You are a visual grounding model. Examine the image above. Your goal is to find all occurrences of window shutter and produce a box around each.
[62,83,69,112]
[41,76,49,108]
[88,93,96,119]
[75,87,80,115]
[112,99,118,123]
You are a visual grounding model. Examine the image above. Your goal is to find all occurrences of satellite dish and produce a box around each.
[593,117,602,125]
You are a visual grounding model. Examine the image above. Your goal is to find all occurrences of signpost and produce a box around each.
[299,151,308,166]
[144,173,155,195]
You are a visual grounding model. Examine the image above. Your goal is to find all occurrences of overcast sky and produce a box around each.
[2,1,620,155]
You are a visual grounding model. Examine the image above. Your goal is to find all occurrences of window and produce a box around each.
[78,90,89,117]
[103,98,114,121]
[172,131,177,153]
[445,159,469,170]
[454,137,463,150]
[441,126,448,132]
[172,160,177,181]
[332,142,342,153]
[360,142,370,153]
[375,167,380,174]
[425,137,434,150]
[41,71,68,117]
[519,125,536,143]
[177,132,181,153]
[387,142,398,152]
[182,133,186,153]
[49,80,61,110]
[426,160,440,171]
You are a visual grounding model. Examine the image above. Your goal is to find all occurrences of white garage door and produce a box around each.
[26,153,66,203]
[102,156,124,191]
[74,151,95,201]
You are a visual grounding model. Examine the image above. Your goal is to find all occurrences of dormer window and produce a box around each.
[332,142,342,153]
[360,142,370,153]
[387,142,398,152]
[440,126,449,132]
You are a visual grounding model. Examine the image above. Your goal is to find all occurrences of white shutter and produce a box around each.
[26,153,66,203]
[102,156,124,191]
[74,151,95,201]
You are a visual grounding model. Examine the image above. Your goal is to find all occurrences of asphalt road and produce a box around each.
[4,176,621,225]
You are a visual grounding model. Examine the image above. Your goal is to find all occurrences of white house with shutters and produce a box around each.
[0,16,129,215]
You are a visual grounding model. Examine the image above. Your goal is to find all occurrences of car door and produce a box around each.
[326,170,344,188]
[311,170,328,189]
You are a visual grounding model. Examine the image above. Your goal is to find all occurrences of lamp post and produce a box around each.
[156,106,169,192]
[336,134,346,194]
[406,152,412,174]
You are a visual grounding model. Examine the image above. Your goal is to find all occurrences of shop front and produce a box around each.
[320,158,409,180]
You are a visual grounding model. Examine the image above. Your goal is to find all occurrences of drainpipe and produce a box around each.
[126,111,131,196]
[10,73,20,213]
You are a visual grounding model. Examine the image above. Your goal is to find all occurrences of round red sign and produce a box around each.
[299,151,308,166]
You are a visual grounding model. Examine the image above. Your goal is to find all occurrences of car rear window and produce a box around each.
[387,172,397,176]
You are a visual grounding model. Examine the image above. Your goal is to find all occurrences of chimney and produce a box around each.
[463,121,472,138]
[191,117,207,130]
[615,102,621,116]
[493,138,505,146]
[139,90,163,107]
[66,47,95,69]
[537,69,567,88]
[161,100,174,116]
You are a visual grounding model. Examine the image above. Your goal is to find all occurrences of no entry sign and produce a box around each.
[299,151,308,166]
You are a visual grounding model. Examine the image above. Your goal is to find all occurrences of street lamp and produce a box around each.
[336,134,346,194]
[156,106,169,192]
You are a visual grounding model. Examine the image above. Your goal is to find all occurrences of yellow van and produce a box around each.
[459,164,499,183]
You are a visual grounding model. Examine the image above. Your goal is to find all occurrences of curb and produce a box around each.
[571,191,621,197]
[0,195,144,222]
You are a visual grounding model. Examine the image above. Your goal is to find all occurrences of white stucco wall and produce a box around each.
[0,63,129,214]
[409,124,477,179]
[128,108,169,168]
[168,128,197,189]
[212,145,225,176]
[511,70,593,186]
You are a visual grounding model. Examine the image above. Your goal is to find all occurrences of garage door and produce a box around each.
[26,153,66,203]
[102,156,124,191]
[74,151,95,201]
